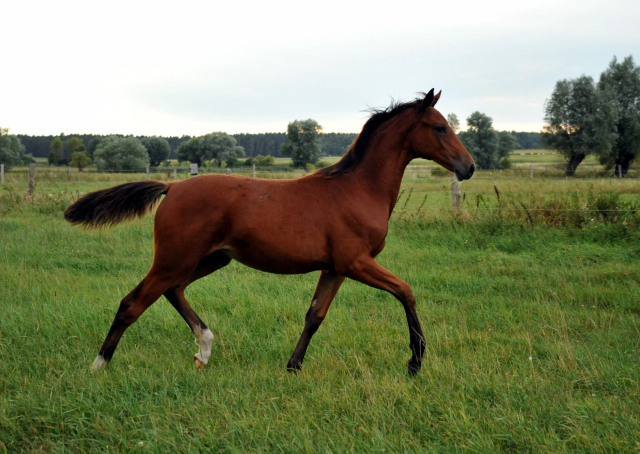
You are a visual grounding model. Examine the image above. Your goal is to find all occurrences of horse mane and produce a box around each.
[317,96,423,178]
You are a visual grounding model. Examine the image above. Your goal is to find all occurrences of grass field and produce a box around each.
[1,168,640,452]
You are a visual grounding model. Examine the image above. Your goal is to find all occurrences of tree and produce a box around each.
[176,136,203,165]
[66,137,85,156]
[457,112,501,169]
[140,136,171,167]
[498,131,519,157]
[201,132,245,166]
[280,119,323,168]
[176,132,245,166]
[447,113,461,133]
[597,56,640,176]
[0,128,25,171]
[69,151,91,171]
[93,136,149,171]
[48,137,62,165]
[542,76,619,175]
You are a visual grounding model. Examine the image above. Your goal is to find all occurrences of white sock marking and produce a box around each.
[91,355,107,370]
[193,326,214,365]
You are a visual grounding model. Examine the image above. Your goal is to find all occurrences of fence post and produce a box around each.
[253,164,256,178]
[146,166,150,180]
[530,163,533,178]
[190,163,198,177]
[28,164,36,196]
[173,168,177,179]
[618,165,622,178]
[451,172,461,210]
[1,164,3,184]
[68,166,71,177]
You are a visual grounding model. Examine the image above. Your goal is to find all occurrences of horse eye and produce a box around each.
[435,126,447,134]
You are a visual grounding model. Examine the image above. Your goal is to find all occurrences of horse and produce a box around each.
[64,89,475,375]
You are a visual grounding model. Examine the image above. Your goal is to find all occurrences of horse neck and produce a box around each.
[349,113,415,211]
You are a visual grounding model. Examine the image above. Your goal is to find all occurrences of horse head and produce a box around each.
[409,89,476,181]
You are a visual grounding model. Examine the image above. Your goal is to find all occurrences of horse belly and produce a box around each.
[226,230,333,275]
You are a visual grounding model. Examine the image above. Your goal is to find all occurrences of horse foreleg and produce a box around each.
[343,257,426,376]
[287,270,345,371]
[92,272,170,370]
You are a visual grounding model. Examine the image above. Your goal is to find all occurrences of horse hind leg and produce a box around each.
[164,251,232,370]
[92,270,172,369]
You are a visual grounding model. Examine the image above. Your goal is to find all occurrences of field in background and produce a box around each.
[1,165,639,452]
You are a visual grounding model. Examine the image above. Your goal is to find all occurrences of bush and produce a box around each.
[225,156,239,167]
[500,157,512,169]
[22,154,36,165]
[254,155,274,166]
[431,167,450,177]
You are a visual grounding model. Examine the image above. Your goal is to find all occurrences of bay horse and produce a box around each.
[65,89,475,375]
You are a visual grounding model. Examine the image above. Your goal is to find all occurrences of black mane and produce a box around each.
[318,97,422,178]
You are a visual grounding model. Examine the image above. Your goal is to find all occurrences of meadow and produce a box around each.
[1,166,639,452]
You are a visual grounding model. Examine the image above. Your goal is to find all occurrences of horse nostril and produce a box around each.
[469,164,475,176]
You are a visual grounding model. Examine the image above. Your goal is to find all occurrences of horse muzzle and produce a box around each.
[454,163,475,181]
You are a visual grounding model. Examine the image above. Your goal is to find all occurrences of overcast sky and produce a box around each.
[2,0,639,136]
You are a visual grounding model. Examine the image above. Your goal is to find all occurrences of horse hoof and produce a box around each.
[286,361,302,373]
[91,355,108,370]
[194,356,206,370]
[407,359,421,376]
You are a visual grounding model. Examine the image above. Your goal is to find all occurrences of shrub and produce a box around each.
[431,167,449,177]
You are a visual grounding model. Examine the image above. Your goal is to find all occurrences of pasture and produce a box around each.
[1,168,639,452]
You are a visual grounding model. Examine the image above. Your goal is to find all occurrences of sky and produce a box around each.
[2,0,639,136]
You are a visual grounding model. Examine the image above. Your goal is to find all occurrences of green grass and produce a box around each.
[1,177,640,452]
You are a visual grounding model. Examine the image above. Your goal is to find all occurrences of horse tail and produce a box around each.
[64,181,171,229]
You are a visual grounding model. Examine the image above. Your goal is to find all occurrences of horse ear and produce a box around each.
[420,89,435,112]
[432,90,442,107]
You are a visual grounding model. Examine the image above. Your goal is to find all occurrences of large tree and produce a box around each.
[447,113,461,133]
[0,128,25,171]
[176,136,203,165]
[140,136,171,167]
[48,137,62,165]
[176,132,245,166]
[201,132,245,166]
[93,136,149,171]
[280,119,323,168]
[542,76,619,175]
[457,112,501,169]
[597,56,640,176]
[498,131,519,157]
[65,137,85,157]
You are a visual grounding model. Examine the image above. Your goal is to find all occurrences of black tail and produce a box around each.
[64,181,170,228]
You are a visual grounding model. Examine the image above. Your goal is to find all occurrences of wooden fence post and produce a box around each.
[1,164,4,184]
[146,166,150,180]
[190,163,198,177]
[451,172,461,210]
[530,163,533,178]
[173,168,177,179]
[618,165,622,178]
[28,164,36,196]
[253,164,256,178]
